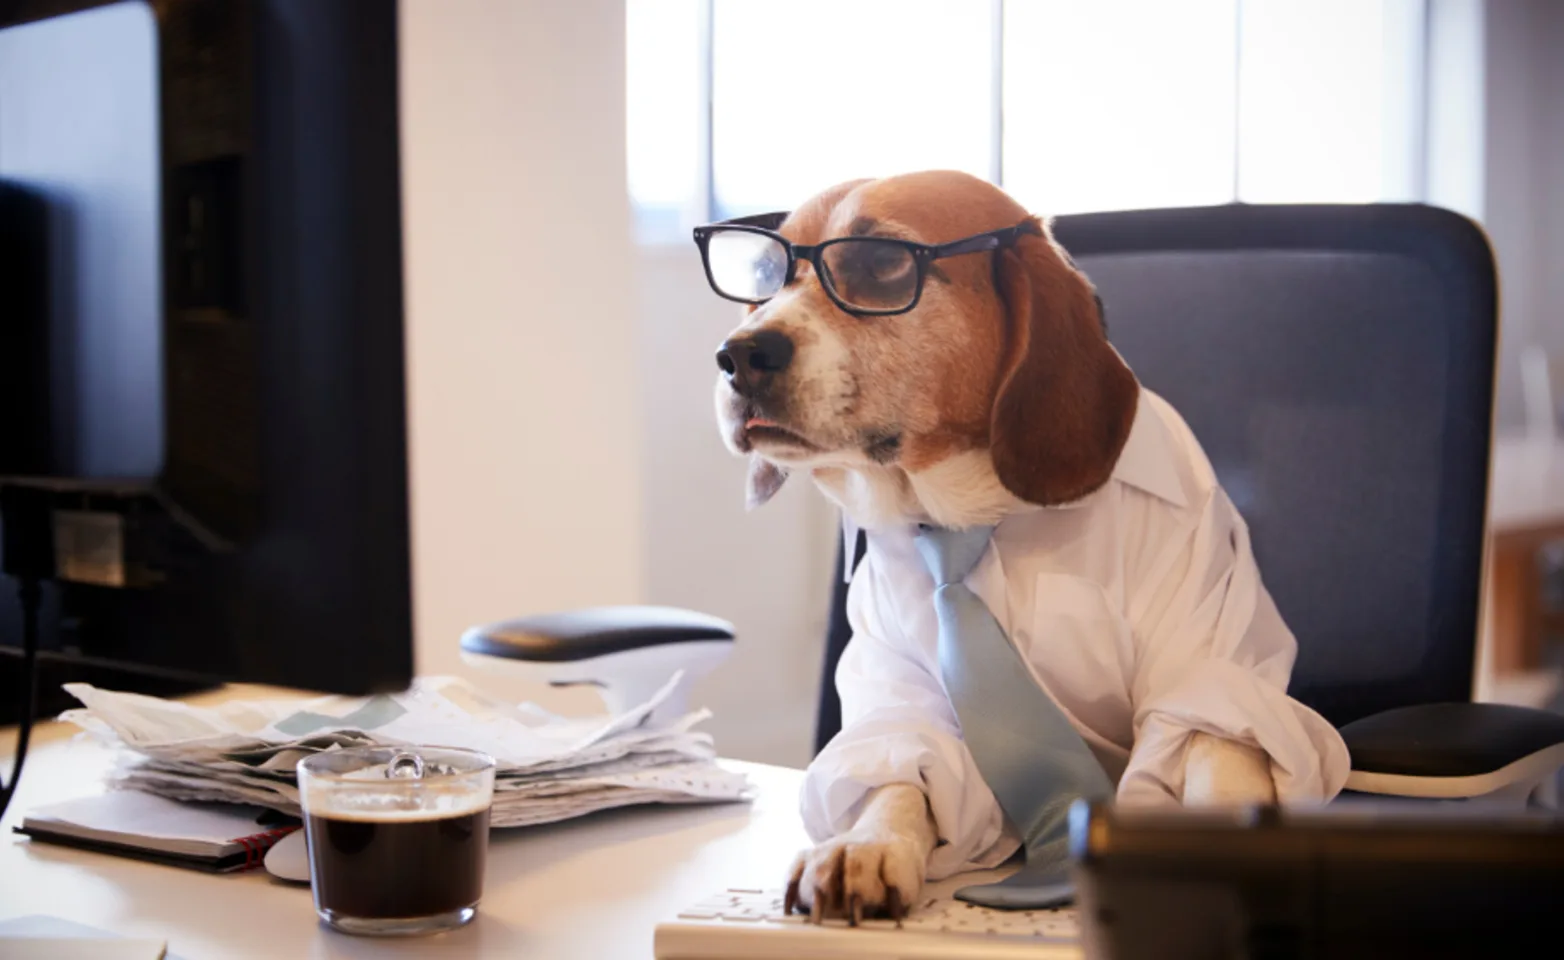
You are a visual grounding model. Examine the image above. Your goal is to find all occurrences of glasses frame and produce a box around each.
[692,211,1042,317]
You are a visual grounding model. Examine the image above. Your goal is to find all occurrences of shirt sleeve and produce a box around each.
[799,546,1018,879]
[1117,486,1351,807]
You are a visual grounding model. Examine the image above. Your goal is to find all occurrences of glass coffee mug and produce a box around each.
[297,745,496,936]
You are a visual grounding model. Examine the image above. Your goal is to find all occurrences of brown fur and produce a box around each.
[729,173,1278,918]
[989,227,1138,505]
[717,169,1136,520]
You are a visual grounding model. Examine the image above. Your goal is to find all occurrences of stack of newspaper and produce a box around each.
[57,672,752,828]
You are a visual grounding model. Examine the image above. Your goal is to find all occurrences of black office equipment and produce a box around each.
[1070,799,1564,959]
[0,0,413,810]
[0,183,51,481]
[460,606,737,725]
[812,203,1564,802]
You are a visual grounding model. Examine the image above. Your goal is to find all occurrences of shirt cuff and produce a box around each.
[800,718,1019,880]
[1119,657,1351,806]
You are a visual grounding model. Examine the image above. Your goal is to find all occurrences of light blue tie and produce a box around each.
[915,524,1114,909]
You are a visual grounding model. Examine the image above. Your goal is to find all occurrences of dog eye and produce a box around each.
[822,240,919,312]
[866,245,913,281]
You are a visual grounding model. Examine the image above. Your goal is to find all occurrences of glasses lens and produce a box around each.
[706,230,789,301]
[820,239,919,312]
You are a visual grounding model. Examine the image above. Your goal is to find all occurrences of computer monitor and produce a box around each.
[0,0,414,713]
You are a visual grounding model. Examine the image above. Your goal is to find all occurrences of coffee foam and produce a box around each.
[301,785,492,822]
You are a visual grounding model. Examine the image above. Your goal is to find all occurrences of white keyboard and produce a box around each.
[654,887,1082,959]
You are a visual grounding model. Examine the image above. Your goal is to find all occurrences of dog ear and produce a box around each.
[989,220,1138,506]
[745,456,789,510]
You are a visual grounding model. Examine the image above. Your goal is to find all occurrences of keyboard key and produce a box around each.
[666,886,1082,952]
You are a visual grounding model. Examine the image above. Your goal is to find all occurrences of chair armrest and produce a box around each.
[459,606,735,722]
[1341,702,1564,804]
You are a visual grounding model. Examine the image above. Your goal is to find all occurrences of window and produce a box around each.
[711,0,996,218]
[1236,0,1425,203]
[628,0,1427,240]
[626,0,704,241]
[1002,0,1238,215]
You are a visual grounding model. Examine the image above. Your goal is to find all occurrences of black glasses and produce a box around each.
[693,212,1041,317]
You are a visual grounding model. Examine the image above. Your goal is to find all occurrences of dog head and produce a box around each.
[708,170,1137,527]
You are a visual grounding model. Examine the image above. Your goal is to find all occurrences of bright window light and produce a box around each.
[626,0,704,237]
[1003,0,1239,216]
[625,0,1428,239]
[1236,0,1424,203]
[710,0,996,218]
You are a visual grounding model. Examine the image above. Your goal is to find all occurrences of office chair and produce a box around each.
[459,203,1563,804]
[814,203,1564,805]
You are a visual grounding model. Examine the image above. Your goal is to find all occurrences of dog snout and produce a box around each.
[716,328,795,397]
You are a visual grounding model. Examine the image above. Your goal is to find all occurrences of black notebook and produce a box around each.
[16,791,299,873]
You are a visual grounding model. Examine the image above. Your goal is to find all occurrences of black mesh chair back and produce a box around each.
[815,204,1497,753]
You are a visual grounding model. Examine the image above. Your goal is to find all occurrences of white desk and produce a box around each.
[0,709,810,959]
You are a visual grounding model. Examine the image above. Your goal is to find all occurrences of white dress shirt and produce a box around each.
[801,388,1351,880]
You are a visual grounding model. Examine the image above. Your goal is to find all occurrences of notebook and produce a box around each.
[0,915,173,960]
[15,791,300,873]
[0,938,167,960]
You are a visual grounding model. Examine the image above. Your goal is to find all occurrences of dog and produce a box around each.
[704,171,1349,919]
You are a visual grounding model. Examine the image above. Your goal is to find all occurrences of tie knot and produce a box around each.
[914,524,997,586]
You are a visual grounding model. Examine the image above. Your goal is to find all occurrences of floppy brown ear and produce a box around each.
[989,221,1138,506]
[745,456,789,510]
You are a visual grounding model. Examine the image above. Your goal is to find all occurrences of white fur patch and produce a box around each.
[787,306,858,423]
[905,450,1026,528]
[812,463,918,529]
[713,290,862,466]
[807,450,1025,531]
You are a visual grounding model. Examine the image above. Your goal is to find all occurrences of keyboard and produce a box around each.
[653,887,1082,959]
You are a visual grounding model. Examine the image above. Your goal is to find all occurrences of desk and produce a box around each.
[1486,436,1564,679]
[0,705,811,959]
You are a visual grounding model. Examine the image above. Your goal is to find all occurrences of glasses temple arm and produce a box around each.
[722,210,791,230]
[932,220,1044,258]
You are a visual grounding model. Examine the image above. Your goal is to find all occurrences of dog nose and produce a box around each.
[716,329,794,395]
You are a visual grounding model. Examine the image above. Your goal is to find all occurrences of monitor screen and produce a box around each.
[0,0,414,703]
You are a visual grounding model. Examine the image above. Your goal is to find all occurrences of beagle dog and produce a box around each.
[709,171,1297,917]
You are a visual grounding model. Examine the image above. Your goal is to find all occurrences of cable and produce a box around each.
[0,577,42,822]
[1,483,54,822]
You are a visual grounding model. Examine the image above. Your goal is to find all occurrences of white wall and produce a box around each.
[1480,0,1564,428]
[635,246,837,768]
[1424,0,1485,222]
[399,0,643,711]
[399,0,835,766]
[1427,0,1564,429]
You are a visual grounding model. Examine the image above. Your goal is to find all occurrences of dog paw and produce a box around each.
[784,834,925,925]
[1183,732,1277,806]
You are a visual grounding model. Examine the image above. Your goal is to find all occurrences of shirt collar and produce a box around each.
[840,386,1189,581]
[842,518,861,583]
[1107,387,1189,510]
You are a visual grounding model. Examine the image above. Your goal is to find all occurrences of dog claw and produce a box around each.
[809,891,824,925]
[886,887,905,927]
[827,849,846,916]
[849,895,862,927]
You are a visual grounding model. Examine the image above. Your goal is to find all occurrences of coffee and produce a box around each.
[297,746,496,936]
[305,807,489,920]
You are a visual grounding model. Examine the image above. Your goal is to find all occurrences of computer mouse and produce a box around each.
[263,829,311,883]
